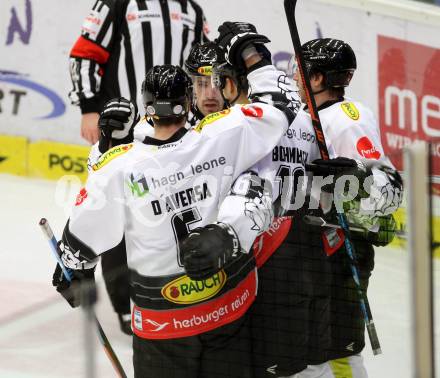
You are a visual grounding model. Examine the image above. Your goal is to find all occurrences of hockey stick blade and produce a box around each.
[367,320,382,355]
[283,0,382,354]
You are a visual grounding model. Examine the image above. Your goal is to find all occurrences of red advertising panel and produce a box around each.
[378,35,440,188]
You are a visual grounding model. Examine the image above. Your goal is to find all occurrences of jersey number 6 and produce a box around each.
[171,207,203,266]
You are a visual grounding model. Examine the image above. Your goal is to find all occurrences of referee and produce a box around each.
[68,0,209,334]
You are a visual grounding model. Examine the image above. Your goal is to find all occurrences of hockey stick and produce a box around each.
[303,215,408,239]
[39,218,128,378]
[304,215,365,233]
[283,0,382,355]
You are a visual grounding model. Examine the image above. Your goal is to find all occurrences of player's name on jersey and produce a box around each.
[151,182,213,215]
[272,146,309,164]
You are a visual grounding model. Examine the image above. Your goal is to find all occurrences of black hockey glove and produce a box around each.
[98,97,139,153]
[216,21,270,70]
[307,157,372,196]
[52,241,96,308]
[181,223,240,281]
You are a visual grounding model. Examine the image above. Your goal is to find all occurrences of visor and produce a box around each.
[211,62,229,89]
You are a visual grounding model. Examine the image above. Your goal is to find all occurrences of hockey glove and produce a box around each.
[307,157,372,197]
[216,22,270,70]
[371,165,403,216]
[181,223,240,281]
[52,241,96,308]
[98,97,139,153]
[366,214,397,246]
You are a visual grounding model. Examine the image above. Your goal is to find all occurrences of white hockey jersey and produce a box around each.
[68,101,288,339]
[244,65,320,267]
[301,99,402,217]
[86,64,319,275]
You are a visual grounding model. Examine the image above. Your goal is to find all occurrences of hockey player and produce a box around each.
[184,41,226,125]
[83,42,226,336]
[88,22,319,377]
[69,1,209,333]
[291,39,403,378]
[212,22,323,378]
[53,56,296,376]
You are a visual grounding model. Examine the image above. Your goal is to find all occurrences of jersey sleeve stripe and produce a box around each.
[70,36,111,65]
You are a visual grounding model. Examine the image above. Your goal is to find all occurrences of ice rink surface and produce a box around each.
[0,174,438,378]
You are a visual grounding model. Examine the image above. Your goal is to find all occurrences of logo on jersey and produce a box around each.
[241,105,263,118]
[92,144,133,171]
[194,109,231,132]
[144,319,170,332]
[356,136,381,160]
[75,188,88,206]
[341,102,360,121]
[82,8,106,36]
[161,271,227,304]
[127,173,149,198]
[133,310,170,332]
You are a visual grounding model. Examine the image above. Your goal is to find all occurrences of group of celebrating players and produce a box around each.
[54,18,402,378]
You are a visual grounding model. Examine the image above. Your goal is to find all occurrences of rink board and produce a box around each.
[0,135,27,176]
[0,133,89,182]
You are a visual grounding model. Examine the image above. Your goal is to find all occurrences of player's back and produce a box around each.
[316,99,386,162]
[73,102,289,277]
[123,128,243,277]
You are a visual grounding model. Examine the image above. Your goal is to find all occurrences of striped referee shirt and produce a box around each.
[69,0,209,115]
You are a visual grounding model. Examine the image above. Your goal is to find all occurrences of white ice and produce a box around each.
[0,174,438,377]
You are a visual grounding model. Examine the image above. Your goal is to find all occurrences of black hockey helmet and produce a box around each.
[142,65,192,120]
[301,38,357,88]
[211,46,248,105]
[185,42,222,77]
